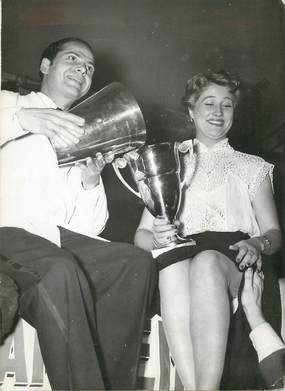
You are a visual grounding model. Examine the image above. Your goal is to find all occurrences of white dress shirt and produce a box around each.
[0,90,108,246]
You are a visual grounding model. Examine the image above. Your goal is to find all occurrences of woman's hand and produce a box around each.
[229,237,262,271]
[16,107,85,148]
[77,152,114,190]
[152,217,178,248]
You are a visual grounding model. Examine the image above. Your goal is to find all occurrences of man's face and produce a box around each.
[41,41,95,107]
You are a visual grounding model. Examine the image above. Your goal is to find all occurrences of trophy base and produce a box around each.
[151,239,196,259]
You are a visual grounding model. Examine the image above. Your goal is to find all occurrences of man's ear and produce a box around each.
[40,58,51,75]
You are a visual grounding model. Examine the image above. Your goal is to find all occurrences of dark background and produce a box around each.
[1,1,285,267]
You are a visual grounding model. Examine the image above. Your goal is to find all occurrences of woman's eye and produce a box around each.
[68,55,77,61]
[204,103,214,106]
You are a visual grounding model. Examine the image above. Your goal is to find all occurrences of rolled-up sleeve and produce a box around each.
[61,166,109,238]
[0,91,27,147]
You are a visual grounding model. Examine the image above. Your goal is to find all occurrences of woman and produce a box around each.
[134,71,282,390]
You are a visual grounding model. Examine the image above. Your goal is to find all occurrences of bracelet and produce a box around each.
[259,235,271,254]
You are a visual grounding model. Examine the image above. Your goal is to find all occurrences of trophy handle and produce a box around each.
[112,161,141,198]
[177,139,195,188]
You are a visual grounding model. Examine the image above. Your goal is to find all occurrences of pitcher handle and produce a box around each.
[112,160,141,198]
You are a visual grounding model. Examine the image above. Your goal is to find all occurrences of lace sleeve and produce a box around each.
[249,160,274,201]
[233,151,274,201]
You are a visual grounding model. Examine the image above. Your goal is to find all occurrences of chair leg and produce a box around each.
[278,278,285,340]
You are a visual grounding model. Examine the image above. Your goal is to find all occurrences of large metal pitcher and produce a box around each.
[56,82,146,165]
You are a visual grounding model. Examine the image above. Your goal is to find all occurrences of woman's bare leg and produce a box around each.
[159,259,196,389]
[189,250,241,390]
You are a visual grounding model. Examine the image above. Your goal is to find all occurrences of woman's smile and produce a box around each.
[189,83,235,147]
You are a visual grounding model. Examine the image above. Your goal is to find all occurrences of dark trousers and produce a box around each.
[0,227,156,390]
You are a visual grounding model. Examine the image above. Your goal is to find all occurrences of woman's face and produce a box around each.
[189,83,235,147]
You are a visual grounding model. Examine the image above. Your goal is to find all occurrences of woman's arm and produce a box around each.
[134,208,156,252]
[252,175,282,255]
[134,208,178,252]
[230,175,282,270]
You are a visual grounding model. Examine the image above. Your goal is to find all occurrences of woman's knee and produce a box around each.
[190,250,228,282]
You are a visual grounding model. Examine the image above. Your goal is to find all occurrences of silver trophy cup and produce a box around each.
[114,141,196,255]
[55,82,146,165]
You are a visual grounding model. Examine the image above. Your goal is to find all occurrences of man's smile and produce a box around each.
[66,74,84,87]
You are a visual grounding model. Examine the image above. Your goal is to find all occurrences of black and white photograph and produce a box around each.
[0,1,284,390]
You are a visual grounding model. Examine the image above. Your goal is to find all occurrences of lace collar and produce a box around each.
[195,138,233,154]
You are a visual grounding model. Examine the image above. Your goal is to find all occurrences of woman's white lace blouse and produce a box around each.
[179,139,273,238]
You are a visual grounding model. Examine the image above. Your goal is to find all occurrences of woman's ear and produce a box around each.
[188,108,194,123]
[40,58,51,75]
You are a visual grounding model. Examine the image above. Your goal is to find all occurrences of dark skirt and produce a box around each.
[154,231,282,390]
[156,230,249,271]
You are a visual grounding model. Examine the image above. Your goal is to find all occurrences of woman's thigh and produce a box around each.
[159,259,192,318]
[159,259,191,294]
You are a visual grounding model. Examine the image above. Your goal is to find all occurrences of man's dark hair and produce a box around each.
[39,37,94,79]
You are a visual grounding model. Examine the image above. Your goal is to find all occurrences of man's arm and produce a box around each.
[0,90,85,148]
[242,268,285,388]
[62,153,113,238]
[0,91,28,146]
[258,348,285,389]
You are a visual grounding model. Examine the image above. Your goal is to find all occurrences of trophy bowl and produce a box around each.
[132,143,181,223]
[113,141,196,254]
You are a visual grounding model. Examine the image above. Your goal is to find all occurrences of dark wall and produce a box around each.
[2,0,285,243]
[2,0,285,141]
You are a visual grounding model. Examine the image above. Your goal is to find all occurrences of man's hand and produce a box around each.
[16,107,85,148]
[77,152,114,190]
[229,237,262,271]
[241,268,265,330]
[113,150,139,169]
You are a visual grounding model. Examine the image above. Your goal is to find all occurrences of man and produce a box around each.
[241,268,285,389]
[0,37,155,390]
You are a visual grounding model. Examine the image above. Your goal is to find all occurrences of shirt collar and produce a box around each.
[195,138,231,154]
[36,92,58,109]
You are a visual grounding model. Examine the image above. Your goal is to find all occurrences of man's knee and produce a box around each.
[43,255,81,282]
[109,243,155,303]
[119,243,155,278]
